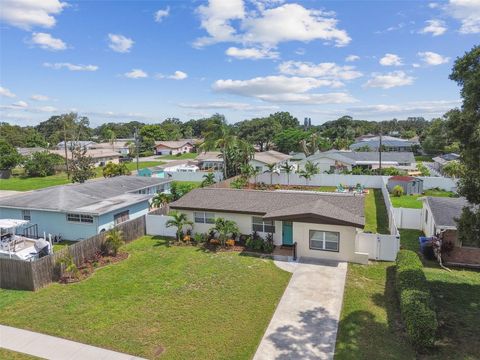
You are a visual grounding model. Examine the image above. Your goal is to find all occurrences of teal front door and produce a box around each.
[282,221,293,245]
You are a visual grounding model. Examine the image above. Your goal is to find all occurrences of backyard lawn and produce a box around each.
[0,161,165,192]
[0,349,40,359]
[364,189,389,234]
[156,153,198,160]
[390,189,455,209]
[336,229,480,359]
[0,236,291,360]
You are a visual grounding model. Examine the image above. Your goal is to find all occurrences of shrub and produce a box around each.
[263,233,275,253]
[193,233,205,244]
[225,239,235,247]
[392,185,404,197]
[395,250,437,348]
[103,229,124,256]
[245,232,264,251]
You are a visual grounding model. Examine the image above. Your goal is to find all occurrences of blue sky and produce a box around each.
[0,0,479,127]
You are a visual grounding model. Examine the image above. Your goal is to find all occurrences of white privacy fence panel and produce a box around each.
[356,232,400,261]
[393,208,423,230]
[381,178,399,236]
[146,214,176,237]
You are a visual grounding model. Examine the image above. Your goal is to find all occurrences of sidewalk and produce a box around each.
[0,325,145,360]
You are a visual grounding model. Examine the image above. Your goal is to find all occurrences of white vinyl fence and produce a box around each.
[393,208,423,230]
[356,232,400,261]
[165,171,223,183]
[146,214,176,237]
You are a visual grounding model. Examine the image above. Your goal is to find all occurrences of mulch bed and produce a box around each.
[59,252,129,284]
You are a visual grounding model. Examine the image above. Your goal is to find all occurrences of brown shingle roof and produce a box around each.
[154,140,193,149]
[170,188,365,227]
[253,150,291,165]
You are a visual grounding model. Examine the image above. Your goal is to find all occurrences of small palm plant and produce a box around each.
[104,228,124,256]
[210,217,239,247]
[201,172,216,187]
[151,192,172,208]
[166,211,193,242]
[280,162,294,186]
[264,163,278,185]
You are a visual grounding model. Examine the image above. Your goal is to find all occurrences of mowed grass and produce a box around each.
[0,349,40,359]
[364,189,389,234]
[0,236,291,359]
[0,161,165,192]
[156,153,198,160]
[390,189,455,209]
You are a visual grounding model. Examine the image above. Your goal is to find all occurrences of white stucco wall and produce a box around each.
[422,202,436,237]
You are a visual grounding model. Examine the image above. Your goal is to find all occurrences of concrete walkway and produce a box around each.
[254,258,348,360]
[0,325,145,360]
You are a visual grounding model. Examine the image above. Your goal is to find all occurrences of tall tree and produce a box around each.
[69,148,96,183]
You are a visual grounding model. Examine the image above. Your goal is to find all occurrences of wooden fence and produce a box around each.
[0,216,146,291]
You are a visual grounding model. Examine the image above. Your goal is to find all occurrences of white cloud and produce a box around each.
[30,32,67,50]
[278,61,362,80]
[345,55,360,62]
[194,1,350,48]
[364,71,414,89]
[108,33,134,53]
[0,0,66,30]
[420,19,447,36]
[154,7,170,22]
[12,101,28,108]
[38,105,57,112]
[43,62,98,71]
[0,86,16,98]
[30,94,50,101]
[418,51,450,65]
[429,3,440,9]
[347,100,461,115]
[446,0,480,34]
[212,75,357,104]
[124,69,148,79]
[379,53,403,66]
[178,101,279,111]
[226,47,279,59]
[156,71,188,80]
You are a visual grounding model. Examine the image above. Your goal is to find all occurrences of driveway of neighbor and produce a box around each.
[0,325,146,360]
[253,258,348,360]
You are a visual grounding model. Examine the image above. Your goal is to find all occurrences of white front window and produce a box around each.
[194,212,215,224]
[309,230,339,252]
[252,216,275,233]
[67,213,94,224]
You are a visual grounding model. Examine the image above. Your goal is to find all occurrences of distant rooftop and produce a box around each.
[425,196,468,228]
[253,150,291,165]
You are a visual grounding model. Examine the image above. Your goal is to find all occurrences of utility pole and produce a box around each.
[63,119,69,179]
[378,131,383,171]
[134,128,140,172]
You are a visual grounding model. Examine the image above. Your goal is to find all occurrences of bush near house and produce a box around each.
[392,185,404,197]
[395,250,438,348]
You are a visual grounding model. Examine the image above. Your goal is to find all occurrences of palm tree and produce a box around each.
[280,162,294,186]
[166,211,193,242]
[297,169,312,185]
[201,172,216,187]
[107,129,117,152]
[151,192,172,208]
[210,218,239,247]
[104,228,124,256]
[264,163,278,185]
[304,160,320,177]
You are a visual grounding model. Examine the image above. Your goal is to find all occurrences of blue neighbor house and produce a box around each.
[0,176,171,241]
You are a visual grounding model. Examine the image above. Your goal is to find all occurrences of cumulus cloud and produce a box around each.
[178,101,279,111]
[0,0,66,30]
[347,100,461,115]
[124,69,148,79]
[30,32,67,50]
[212,75,357,104]
[446,0,480,34]
[43,62,98,71]
[108,34,134,53]
[226,47,279,59]
[278,61,362,80]
[154,7,170,22]
[364,71,414,89]
[420,19,447,36]
[194,1,350,48]
[30,94,50,101]
[345,55,360,62]
[418,51,450,65]
[379,53,403,66]
[0,86,16,98]
[156,71,188,80]
[12,101,29,108]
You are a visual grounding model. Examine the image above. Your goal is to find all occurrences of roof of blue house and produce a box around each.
[305,150,415,165]
[0,176,170,215]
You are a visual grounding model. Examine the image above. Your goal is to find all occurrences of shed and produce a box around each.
[387,176,423,195]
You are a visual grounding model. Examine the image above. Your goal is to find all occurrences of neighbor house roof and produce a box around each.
[425,196,468,228]
[433,153,460,165]
[350,137,418,150]
[305,151,415,165]
[57,140,96,148]
[253,150,291,165]
[49,149,120,160]
[16,147,46,156]
[154,140,193,149]
[196,151,223,162]
[170,188,365,227]
[0,176,170,215]
[388,175,422,182]
[94,141,132,149]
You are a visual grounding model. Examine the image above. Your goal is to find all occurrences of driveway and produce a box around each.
[253,258,348,360]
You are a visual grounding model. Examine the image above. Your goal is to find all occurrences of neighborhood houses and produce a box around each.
[0,3,478,360]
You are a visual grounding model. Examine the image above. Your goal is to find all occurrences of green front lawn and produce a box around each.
[0,236,291,359]
[390,189,455,209]
[364,189,389,234]
[156,153,198,160]
[0,161,166,192]
[0,349,40,360]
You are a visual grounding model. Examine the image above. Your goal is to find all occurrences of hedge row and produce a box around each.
[395,250,438,348]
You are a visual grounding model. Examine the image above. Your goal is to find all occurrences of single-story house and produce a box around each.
[0,176,171,241]
[196,151,224,171]
[154,140,194,155]
[432,153,460,175]
[138,160,199,178]
[169,188,370,263]
[49,149,121,167]
[387,176,424,195]
[350,136,419,152]
[94,139,133,156]
[301,150,416,173]
[422,196,479,266]
[249,150,292,173]
[56,141,97,150]
[16,147,46,157]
